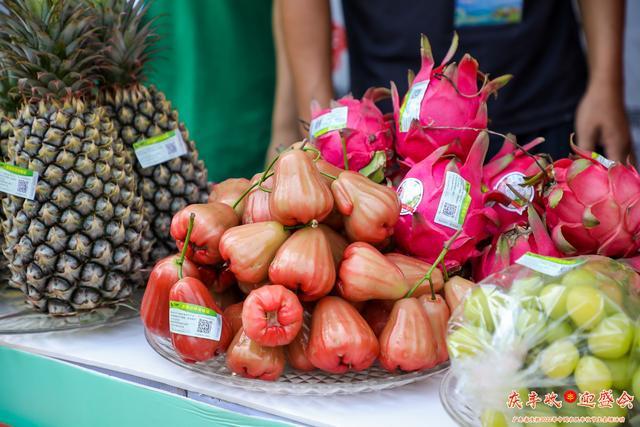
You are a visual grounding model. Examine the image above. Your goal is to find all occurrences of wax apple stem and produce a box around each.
[340,133,349,171]
[441,259,449,282]
[283,219,319,231]
[319,171,337,181]
[406,229,462,298]
[176,213,195,280]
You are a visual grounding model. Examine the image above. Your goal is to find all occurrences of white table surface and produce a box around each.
[0,318,456,427]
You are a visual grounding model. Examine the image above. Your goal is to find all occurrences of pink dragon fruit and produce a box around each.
[483,134,550,227]
[544,143,640,257]
[473,206,561,281]
[391,33,511,164]
[394,131,499,269]
[310,87,393,183]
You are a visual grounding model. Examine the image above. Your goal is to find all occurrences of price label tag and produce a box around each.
[397,177,424,215]
[0,162,38,200]
[434,171,471,230]
[516,253,585,277]
[133,129,188,168]
[493,172,534,213]
[399,80,429,132]
[169,301,222,341]
[591,152,615,169]
[310,106,348,138]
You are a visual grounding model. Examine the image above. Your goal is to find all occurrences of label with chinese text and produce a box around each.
[516,253,585,277]
[0,162,38,200]
[434,171,471,230]
[310,106,348,138]
[169,300,222,341]
[133,130,188,168]
[399,80,429,132]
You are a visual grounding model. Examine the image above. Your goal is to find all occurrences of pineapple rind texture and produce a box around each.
[102,85,209,261]
[2,100,150,315]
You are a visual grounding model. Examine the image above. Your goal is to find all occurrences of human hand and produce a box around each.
[575,82,631,162]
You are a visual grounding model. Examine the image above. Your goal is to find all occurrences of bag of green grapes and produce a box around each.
[443,253,640,427]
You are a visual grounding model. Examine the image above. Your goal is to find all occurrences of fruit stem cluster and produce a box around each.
[176,213,196,280]
[406,229,462,299]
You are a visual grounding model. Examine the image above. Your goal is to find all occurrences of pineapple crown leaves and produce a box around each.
[0,0,102,103]
[89,0,159,87]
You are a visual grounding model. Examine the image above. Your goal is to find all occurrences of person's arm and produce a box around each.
[267,0,303,164]
[575,0,631,162]
[280,0,333,127]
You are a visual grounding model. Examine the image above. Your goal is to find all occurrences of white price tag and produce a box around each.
[434,171,471,230]
[133,129,188,168]
[310,106,348,138]
[591,152,615,169]
[493,172,534,213]
[399,80,429,132]
[397,177,424,215]
[0,162,38,200]
[169,301,222,341]
[516,253,585,277]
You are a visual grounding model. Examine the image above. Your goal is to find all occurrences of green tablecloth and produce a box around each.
[0,346,289,427]
[147,0,275,182]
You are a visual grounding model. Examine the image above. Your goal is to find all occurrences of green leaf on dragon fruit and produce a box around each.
[582,207,600,228]
[359,151,387,183]
[548,188,563,208]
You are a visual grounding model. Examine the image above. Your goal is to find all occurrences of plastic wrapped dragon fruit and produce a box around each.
[391,33,511,164]
[444,254,640,427]
[310,87,393,183]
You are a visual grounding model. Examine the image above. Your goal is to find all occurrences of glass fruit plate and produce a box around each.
[0,284,143,334]
[146,329,449,395]
[439,370,479,427]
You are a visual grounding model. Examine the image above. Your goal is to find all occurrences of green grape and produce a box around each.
[566,286,605,330]
[604,356,632,390]
[574,355,612,392]
[633,366,640,399]
[544,320,573,344]
[511,276,545,297]
[599,281,624,314]
[516,308,546,342]
[463,286,507,332]
[539,339,579,379]
[561,268,597,288]
[587,391,627,427]
[447,325,491,359]
[480,409,508,427]
[539,284,568,320]
[588,313,634,359]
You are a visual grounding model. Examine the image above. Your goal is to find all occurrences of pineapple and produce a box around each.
[0,0,150,315]
[93,0,209,261]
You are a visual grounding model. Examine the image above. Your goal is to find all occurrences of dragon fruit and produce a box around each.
[483,134,550,227]
[394,131,499,269]
[391,33,511,164]
[544,144,640,257]
[310,87,393,182]
[473,206,561,281]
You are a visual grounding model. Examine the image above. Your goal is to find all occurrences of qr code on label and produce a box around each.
[197,318,212,334]
[16,179,28,195]
[165,142,177,155]
[442,202,457,218]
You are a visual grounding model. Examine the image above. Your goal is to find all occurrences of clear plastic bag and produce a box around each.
[446,255,640,426]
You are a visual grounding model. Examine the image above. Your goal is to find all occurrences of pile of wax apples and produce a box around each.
[141,144,476,381]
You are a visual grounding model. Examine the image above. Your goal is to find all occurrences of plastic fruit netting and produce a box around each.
[447,255,640,426]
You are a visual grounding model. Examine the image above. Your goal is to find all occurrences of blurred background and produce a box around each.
[146,0,640,182]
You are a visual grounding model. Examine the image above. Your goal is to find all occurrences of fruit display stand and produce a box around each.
[0,318,455,427]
